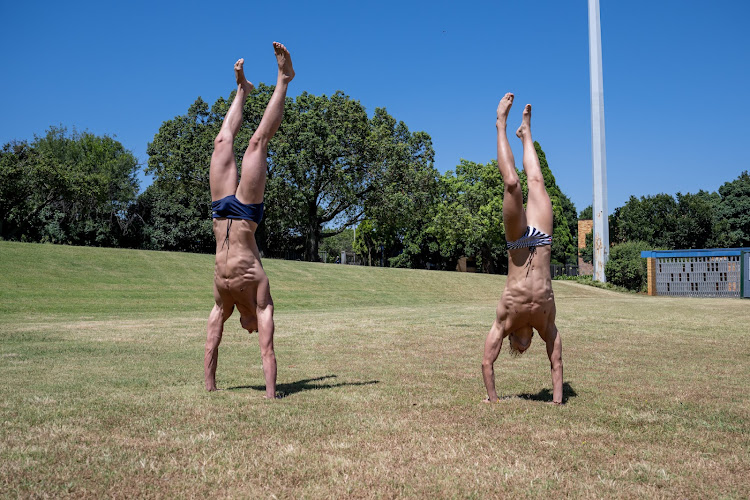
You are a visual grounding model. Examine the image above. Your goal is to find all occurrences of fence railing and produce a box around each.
[551,263,579,277]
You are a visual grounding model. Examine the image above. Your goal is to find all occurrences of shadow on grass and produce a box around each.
[515,381,577,404]
[227,375,379,397]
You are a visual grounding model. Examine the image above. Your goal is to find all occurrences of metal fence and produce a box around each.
[551,263,579,277]
[655,255,741,298]
[642,249,750,298]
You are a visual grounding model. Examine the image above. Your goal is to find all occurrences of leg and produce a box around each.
[209,59,255,201]
[205,289,234,391]
[236,42,295,204]
[497,93,527,242]
[481,320,506,402]
[256,277,277,398]
[544,323,563,404]
[516,104,553,235]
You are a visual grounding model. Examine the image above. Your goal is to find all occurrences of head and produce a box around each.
[508,325,533,356]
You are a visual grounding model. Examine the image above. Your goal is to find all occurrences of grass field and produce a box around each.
[1,240,749,498]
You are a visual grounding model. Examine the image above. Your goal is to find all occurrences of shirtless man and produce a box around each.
[205,42,294,398]
[481,93,564,405]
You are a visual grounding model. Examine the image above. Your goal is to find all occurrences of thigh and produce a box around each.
[235,139,267,205]
[210,140,239,201]
[503,188,528,242]
[525,182,553,235]
[255,276,275,347]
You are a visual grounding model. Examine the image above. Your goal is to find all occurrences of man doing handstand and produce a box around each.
[205,42,295,398]
[481,93,564,405]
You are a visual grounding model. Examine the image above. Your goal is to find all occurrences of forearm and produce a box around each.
[550,360,563,404]
[482,362,498,401]
[546,329,563,404]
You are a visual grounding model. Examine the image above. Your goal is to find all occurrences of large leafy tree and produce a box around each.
[141,97,217,252]
[672,191,718,249]
[362,110,439,268]
[144,87,435,259]
[611,193,678,247]
[269,92,436,261]
[0,127,139,246]
[427,142,576,272]
[712,171,750,247]
[611,191,719,250]
[0,140,39,240]
[428,159,506,273]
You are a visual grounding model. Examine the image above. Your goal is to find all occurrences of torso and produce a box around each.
[497,245,556,341]
[212,218,266,291]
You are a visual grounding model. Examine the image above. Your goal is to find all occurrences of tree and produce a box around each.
[362,110,439,269]
[580,231,594,264]
[524,142,576,265]
[0,141,38,240]
[611,191,720,250]
[0,127,139,246]
[142,97,218,252]
[427,142,576,272]
[605,241,652,291]
[270,92,435,261]
[712,171,750,247]
[319,228,354,263]
[143,87,436,259]
[428,159,506,273]
[353,219,380,266]
[672,191,718,249]
[579,205,593,220]
[611,194,678,247]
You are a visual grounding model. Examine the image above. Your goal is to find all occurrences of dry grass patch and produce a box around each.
[1,242,749,497]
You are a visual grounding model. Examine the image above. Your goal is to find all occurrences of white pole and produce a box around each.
[588,0,610,282]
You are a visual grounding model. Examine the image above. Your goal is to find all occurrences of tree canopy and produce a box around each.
[0,127,139,246]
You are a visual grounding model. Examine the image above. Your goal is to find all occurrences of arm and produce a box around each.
[545,325,563,404]
[482,321,505,402]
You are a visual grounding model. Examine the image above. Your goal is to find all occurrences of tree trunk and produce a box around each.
[305,220,321,262]
[481,247,496,274]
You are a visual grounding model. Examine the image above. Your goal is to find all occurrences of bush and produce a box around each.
[580,231,593,264]
[605,241,652,291]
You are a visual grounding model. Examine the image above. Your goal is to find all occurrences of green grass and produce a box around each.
[1,240,749,498]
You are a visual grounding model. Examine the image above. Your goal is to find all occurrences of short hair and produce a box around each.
[508,341,524,357]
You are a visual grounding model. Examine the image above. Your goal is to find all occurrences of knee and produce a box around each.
[247,134,268,152]
[505,176,520,194]
[214,131,233,149]
[527,175,546,190]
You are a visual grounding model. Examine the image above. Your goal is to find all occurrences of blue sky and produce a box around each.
[2,0,748,215]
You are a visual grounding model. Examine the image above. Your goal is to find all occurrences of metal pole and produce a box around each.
[588,0,609,282]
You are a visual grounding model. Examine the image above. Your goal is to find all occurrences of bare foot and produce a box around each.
[234,58,254,93]
[516,104,532,139]
[273,42,295,84]
[483,396,500,404]
[496,93,514,126]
